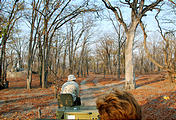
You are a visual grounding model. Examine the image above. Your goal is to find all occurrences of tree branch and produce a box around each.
[102,0,127,32]
[139,19,164,69]
[141,0,163,17]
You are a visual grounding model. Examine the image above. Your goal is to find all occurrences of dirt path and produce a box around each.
[80,75,124,106]
[0,73,175,119]
[0,74,125,118]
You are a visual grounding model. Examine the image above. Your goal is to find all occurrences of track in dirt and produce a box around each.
[0,72,175,119]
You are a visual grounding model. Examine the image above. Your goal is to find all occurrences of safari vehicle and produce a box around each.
[56,93,99,119]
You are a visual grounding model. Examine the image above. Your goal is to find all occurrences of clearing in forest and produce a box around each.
[0,72,175,119]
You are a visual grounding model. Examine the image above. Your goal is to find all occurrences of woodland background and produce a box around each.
[0,0,176,89]
[0,0,176,119]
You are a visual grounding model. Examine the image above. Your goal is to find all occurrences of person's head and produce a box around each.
[67,75,76,82]
[96,89,142,120]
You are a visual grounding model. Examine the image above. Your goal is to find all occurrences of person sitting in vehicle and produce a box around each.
[59,75,81,106]
[96,88,142,120]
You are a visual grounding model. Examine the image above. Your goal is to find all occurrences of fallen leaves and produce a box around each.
[163,96,170,100]
[0,72,175,119]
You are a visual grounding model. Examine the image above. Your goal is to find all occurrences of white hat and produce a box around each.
[68,75,76,81]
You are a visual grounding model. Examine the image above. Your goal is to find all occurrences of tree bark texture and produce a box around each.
[124,28,136,90]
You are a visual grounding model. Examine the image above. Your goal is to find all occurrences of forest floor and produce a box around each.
[0,72,175,120]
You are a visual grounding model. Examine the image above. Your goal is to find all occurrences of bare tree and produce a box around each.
[141,8,176,84]
[0,0,24,89]
[34,0,96,88]
[66,20,85,74]
[77,17,94,77]
[8,26,27,70]
[96,35,117,76]
[49,32,65,78]
[102,0,163,90]
[25,0,42,89]
[108,15,126,79]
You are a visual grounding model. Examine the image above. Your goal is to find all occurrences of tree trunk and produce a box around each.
[38,33,42,87]
[0,33,7,89]
[167,71,174,84]
[42,17,48,88]
[108,54,111,74]
[96,60,99,73]
[41,55,47,88]
[62,45,67,78]
[124,29,136,90]
[86,56,89,76]
[81,60,83,77]
[39,58,42,87]
[104,65,106,78]
[27,67,32,89]
[117,41,121,79]
[27,11,34,89]
[93,61,96,74]
[27,44,33,89]
[54,40,58,73]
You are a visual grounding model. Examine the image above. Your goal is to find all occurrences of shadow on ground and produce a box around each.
[142,91,176,120]
[136,75,165,88]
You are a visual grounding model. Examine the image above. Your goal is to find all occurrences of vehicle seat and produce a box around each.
[60,93,74,107]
